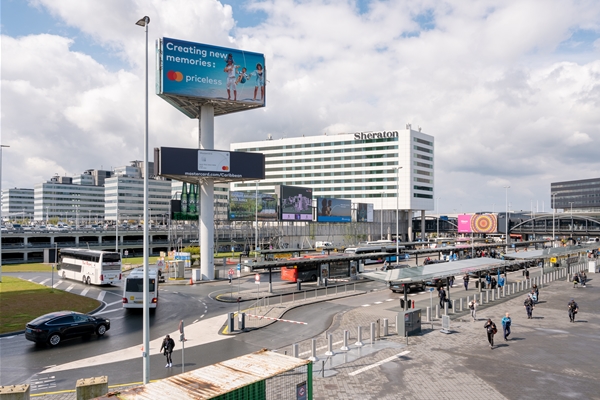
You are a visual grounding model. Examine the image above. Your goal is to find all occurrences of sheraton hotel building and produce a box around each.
[230,126,434,241]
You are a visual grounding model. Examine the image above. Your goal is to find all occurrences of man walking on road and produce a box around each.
[439,287,447,309]
[524,295,534,319]
[468,298,478,322]
[484,318,497,349]
[160,334,175,368]
[501,312,512,341]
[568,299,579,322]
[463,274,470,290]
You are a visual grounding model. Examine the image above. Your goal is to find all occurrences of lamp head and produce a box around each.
[136,16,150,26]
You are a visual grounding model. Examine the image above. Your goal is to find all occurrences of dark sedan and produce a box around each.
[25,311,110,347]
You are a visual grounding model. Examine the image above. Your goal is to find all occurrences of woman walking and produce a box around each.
[484,319,497,349]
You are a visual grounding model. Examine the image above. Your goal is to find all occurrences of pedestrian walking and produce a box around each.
[463,274,470,290]
[501,312,512,341]
[439,287,447,308]
[484,318,497,349]
[485,273,491,289]
[572,273,580,288]
[524,295,534,319]
[532,284,539,301]
[449,275,455,287]
[580,272,587,287]
[468,298,478,321]
[160,334,175,368]
[568,299,579,322]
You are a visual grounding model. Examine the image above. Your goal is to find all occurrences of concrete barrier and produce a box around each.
[355,326,364,346]
[76,376,108,400]
[0,385,30,400]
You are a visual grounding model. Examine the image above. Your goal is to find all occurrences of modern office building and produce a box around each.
[1,188,34,221]
[34,175,105,222]
[104,164,171,223]
[551,178,600,212]
[231,126,434,240]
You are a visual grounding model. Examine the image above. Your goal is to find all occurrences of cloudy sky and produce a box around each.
[2,0,600,215]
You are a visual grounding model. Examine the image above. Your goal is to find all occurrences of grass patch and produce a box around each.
[0,277,101,334]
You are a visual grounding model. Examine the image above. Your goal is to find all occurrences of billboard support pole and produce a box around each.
[199,105,215,281]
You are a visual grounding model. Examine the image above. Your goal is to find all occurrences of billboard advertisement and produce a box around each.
[279,186,313,221]
[155,147,265,184]
[357,203,374,222]
[457,214,498,233]
[228,191,278,221]
[316,198,352,222]
[157,38,266,114]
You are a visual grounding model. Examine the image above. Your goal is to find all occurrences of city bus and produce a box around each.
[58,248,122,285]
[280,255,329,282]
[122,267,159,309]
[344,246,402,264]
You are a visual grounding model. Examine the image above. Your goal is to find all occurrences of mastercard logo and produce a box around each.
[167,70,184,81]
[222,166,229,171]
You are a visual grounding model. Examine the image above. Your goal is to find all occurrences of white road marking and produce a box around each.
[94,308,124,315]
[349,351,410,376]
[385,299,394,302]
[40,278,50,285]
[374,301,383,304]
[193,319,199,323]
[97,291,106,302]
[52,280,63,288]
[65,284,75,292]
[361,304,371,307]
[105,300,122,307]
[81,288,90,297]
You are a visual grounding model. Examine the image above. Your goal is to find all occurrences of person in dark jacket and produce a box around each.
[568,299,579,322]
[438,287,447,308]
[160,334,175,368]
[484,319,497,349]
[524,296,534,319]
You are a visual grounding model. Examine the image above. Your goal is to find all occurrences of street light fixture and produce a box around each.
[136,14,151,385]
[395,166,403,265]
[0,144,9,283]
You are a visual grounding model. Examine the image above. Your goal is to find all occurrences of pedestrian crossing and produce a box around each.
[23,275,121,303]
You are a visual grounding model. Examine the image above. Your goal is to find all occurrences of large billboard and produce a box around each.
[155,147,265,184]
[157,38,266,117]
[357,203,374,222]
[229,191,278,221]
[316,198,352,222]
[278,186,313,221]
[458,214,498,233]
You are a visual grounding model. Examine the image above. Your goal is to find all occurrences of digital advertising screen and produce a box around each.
[228,191,278,221]
[316,198,352,222]
[279,185,313,221]
[457,214,498,233]
[457,214,472,233]
[357,203,374,222]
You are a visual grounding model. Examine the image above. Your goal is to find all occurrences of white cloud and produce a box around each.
[2,0,600,214]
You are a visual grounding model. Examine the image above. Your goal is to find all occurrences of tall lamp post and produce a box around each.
[380,192,384,240]
[436,197,441,239]
[0,144,9,283]
[135,15,150,385]
[395,167,403,265]
[552,193,557,248]
[504,186,510,253]
[569,201,574,241]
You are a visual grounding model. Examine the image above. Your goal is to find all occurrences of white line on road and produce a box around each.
[349,351,410,376]
[385,299,394,302]
[94,308,124,315]
[193,319,199,323]
[40,278,50,285]
[298,341,344,356]
[374,301,383,304]
[65,284,75,292]
[97,291,106,302]
[52,280,63,288]
[361,304,371,307]
[81,288,89,297]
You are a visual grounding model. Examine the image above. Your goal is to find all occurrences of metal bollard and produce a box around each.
[491,290,495,301]
[444,302,448,316]
[459,297,463,312]
[325,334,334,356]
[355,326,364,346]
[370,322,376,344]
[309,339,318,362]
[498,287,501,298]
[513,282,516,293]
[435,304,440,319]
[396,314,402,335]
[341,330,350,351]
[451,299,456,313]
[426,306,431,322]
[485,290,489,303]
[466,295,470,306]
[293,343,299,358]
[383,318,389,336]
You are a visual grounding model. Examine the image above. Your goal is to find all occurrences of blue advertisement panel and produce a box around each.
[317,197,352,222]
[229,191,278,221]
[279,185,313,221]
[158,38,266,106]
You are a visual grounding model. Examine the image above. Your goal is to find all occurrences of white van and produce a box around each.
[315,241,333,248]
[122,267,159,309]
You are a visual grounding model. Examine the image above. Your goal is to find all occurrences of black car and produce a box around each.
[25,311,110,346]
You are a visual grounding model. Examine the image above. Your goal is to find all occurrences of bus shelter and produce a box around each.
[504,243,597,270]
[259,248,315,262]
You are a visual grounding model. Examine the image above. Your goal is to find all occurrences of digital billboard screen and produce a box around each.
[280,186,313,221]
[457,214,471,233]
[457,214,498,233]
[317,198,352,222]
[228,191,278,221]
[357,203,374,222]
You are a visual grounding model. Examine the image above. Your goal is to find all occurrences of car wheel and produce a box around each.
[86,277,91,285]
[48,333,61,346]
[83,276,87,284]
[96,325,107,336]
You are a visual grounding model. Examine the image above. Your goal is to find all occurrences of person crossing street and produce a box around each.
[568,299,579,322]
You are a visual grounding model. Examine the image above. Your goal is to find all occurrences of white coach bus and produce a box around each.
[122,267,159,309]
[58,248,122,285]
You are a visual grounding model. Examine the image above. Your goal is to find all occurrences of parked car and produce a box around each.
[25,311,110,347]
[389,280,425,294]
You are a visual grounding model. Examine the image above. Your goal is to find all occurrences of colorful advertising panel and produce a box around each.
[457,214,498,233]
[356,203,374,222]
[157,38,266,117]
[317,198,352,222]
[279,185,313,221]
[228,191,278,221]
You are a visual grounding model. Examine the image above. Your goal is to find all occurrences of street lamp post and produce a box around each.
[136,14,151,385]
[380,192,383,240]
[395,167,403,265]
[436,197,440,239]
[0,144,9,283]
[504,186,510,253]
[552,193,557,248]
[116,177,119,254]
[569,201,574,240]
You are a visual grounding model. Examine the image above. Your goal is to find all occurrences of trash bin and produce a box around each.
[192,268,201,283]
[397,309,422,337]
[297,279,302,291]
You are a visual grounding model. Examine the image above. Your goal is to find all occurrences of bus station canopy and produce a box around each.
[250,252,394,271]
[404,239,547,257]
[504,243,597,260]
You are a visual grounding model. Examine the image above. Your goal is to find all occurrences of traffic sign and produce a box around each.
[255,273,260,284]
[124,250,129,256]
[429,287,435,292]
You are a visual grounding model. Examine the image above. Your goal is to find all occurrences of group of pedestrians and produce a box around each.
[572,271,587,288]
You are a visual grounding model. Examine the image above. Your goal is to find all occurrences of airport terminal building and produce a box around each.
[231,126,434,240]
